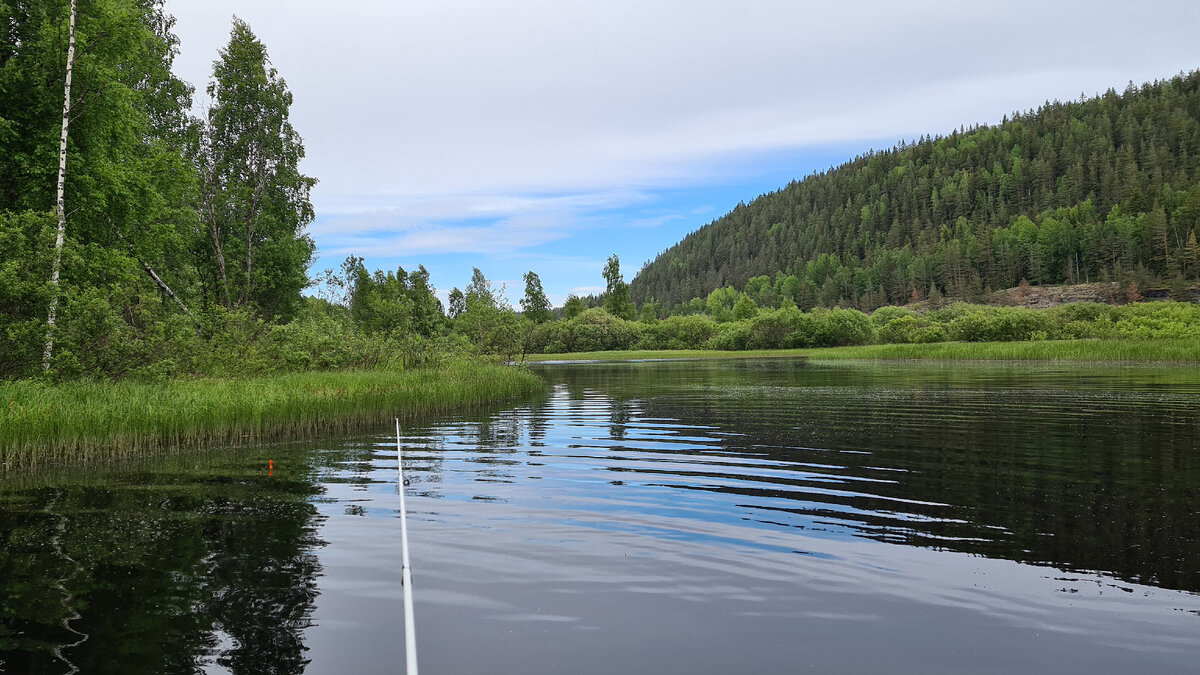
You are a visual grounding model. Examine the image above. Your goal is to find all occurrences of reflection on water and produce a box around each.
[2,359,1199,673]
[0,454,326,673]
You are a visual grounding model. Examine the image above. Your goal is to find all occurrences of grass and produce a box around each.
[523,339,1200,364]
[1,361,545,470]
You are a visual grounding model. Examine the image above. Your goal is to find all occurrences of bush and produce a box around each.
[706,321,751,350]
[639,315,717,350]
[1050,302,1113,324]
[870,305,918,326]
[746,307,806,349]
[912,325,949,343]
[813,308,876,346]
[526,320,569,353]
[0,211,56,379]
[877,316,919,344]
[945,307,1052,342]
[558,308,643,352]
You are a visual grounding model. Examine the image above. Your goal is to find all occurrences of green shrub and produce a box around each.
[927,302,976,323]
[1051,302,1113,324]
[912,325,949,343]
[878,315,919,344]
[706,321,751,350]
[746,307,806,349]
[945,307,1052,342]
[640,315,718,350]
[871,305,918,326]
[814,308,876,346]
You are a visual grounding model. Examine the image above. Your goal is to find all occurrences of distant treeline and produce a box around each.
[631,70,1200,311]
[524,301,1200,355]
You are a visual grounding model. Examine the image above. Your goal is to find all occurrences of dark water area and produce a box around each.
[2,359,1199,673]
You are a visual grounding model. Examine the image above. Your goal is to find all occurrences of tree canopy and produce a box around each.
[632,71,1200,311]
[0,5,318,379]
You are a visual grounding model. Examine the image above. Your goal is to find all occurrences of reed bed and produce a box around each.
[1,361,544,470]
[525,339,1200,364]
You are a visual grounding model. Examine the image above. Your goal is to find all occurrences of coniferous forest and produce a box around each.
[631,72,1200,311]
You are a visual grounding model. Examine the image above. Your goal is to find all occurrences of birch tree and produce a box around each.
[200,18,315,321]
[41,0,76,371]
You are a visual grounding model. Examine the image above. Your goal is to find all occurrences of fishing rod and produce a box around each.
[396,418,419,675]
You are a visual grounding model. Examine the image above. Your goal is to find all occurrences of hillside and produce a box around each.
[630,71,1200,311]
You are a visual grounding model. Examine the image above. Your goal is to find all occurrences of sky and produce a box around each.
[163,0,1200,306]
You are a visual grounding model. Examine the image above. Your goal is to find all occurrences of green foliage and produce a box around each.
[453,268,525,360]
[524,339,1200,364]
[465,267,496,308]
[563,294,585,319]
[633,71,1200,310]
[522,299,1200,357]
[602,254,635,320]
[871,305,919,326]
[447,287,465,318]
[944,307,1053,342]
[811,308,877,347]
[877,316,920,344]
[705,321,751,350]
[706,286,738,322]
[744,306,809,349]
[732,292,759,320]
[639,299,660,324]
[560,308,640,352]
[520,271,552,323]
[198,18,315,321]
[640,315,718,350]
[347,258,443,337]
[0,211,54,378]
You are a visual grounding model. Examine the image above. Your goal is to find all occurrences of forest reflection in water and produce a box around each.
[1,358,1199,673]
[0,450,326,673]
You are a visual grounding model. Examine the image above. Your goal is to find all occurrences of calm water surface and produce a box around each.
[2,359,1199,673]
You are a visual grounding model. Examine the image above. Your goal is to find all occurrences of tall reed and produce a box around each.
[1,361,544,469]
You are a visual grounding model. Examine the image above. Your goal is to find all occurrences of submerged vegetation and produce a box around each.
[0,362,543,469]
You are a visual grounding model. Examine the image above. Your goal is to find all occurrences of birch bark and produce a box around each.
[43,0,77,372]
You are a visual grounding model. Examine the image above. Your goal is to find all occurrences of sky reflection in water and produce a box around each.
[2,359,1199,673]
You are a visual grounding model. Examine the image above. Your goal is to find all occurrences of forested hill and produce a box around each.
[630,70,1200,310]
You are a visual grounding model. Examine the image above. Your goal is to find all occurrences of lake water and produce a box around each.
[1,359,1199,673]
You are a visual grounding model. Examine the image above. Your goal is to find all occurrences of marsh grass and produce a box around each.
[1,361,544,469]
[524,339,1200,364]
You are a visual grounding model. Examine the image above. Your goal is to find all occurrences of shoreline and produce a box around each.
[1,361,545,470]
[523,339,1200,364]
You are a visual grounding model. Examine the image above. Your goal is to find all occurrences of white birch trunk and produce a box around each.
[139,258,205,334]
[43,0,77,372]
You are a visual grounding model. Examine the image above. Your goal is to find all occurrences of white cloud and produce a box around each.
[316,215,570,258]
[570,286,606,297]
[165,0,1200,288]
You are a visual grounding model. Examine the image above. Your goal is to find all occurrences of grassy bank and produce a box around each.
[1,361,544,470]
[524,339,1200,364]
